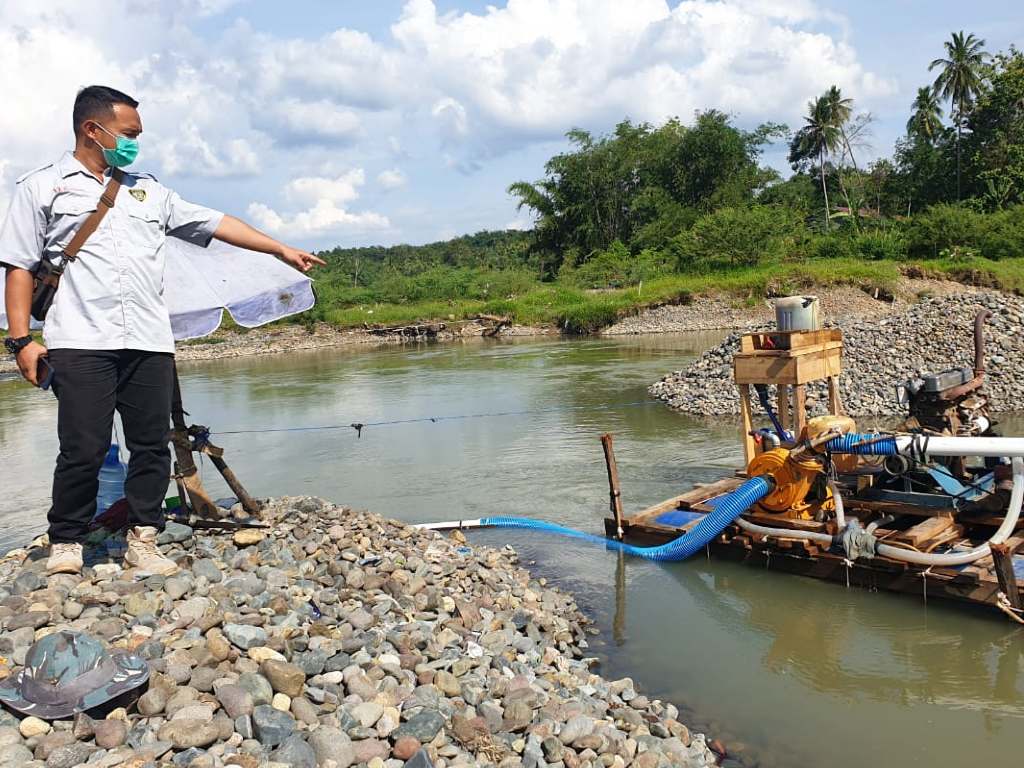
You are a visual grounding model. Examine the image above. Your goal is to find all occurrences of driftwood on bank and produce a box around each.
[364,315,512,339]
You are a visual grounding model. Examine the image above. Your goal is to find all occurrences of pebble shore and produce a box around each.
[0,497,718,768]
[650,292,1024,418]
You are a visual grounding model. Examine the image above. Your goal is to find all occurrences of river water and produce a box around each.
[2,334,1023,767]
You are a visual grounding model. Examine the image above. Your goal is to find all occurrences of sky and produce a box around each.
[1,0,1021,251]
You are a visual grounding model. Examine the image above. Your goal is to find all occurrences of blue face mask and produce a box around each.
[93,124,139,168]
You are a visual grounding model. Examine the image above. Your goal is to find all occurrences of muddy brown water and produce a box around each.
[2,334,1023,767]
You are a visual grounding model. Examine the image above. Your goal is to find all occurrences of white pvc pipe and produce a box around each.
[874,456,1024,566]
[413,519,485,530]
[734,515,834,545]
[894,435,1024,459]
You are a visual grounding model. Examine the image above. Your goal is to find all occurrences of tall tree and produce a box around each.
[930,31,988,199]
[510,114,781,268]
[962,49,1024,208]
[907,86,944,142]
[822,85,870,225]
[824,85,856,168]
[789,94,843,229]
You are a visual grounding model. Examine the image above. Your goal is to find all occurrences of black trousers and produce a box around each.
[48,349,173,543]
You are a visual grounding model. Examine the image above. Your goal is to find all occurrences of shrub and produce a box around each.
[979,205,1024,259]
[850,227,909,261]
[566,242,674,288]
[810,233,853,260]
[556,298,625,333]
[570,241,632,288]
[670,205,808,269]
[906,204,989,258]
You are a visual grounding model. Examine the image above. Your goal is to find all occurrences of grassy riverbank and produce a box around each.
[307,254,1024,334]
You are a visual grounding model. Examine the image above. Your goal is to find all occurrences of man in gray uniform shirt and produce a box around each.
[1,85,324,576]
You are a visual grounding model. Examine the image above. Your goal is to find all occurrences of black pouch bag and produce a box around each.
[30,257,64,322]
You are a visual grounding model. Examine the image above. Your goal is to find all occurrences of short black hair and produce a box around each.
[72,85,139,137]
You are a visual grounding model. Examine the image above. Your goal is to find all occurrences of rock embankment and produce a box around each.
[0,497,717,768]
[604,280,981,336]
[650,292,1024,417]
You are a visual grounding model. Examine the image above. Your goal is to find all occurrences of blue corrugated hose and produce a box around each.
[826,433,898,455]
[479,475,773,562]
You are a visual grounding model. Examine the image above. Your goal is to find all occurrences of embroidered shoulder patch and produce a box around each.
[129,189,147,202]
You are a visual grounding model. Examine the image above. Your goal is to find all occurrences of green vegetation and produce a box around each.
[298,35,1024,334]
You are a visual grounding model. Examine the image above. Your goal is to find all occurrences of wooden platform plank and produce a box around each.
[629,477,745,524]
[891,516,956,548]
[845,499,956,518]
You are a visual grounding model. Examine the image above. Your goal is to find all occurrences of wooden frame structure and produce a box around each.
[734,329,843,464]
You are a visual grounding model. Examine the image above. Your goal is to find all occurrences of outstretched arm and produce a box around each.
[212,215,325,272]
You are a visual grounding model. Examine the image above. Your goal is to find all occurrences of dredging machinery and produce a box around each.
[422,298,1024,622]
[596,300,1024,621]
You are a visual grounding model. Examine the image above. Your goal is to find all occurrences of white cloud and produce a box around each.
[374,0,899,170]
[432,97,470,140]
[152,121,262,178]
[377,169,407,190]
[0,22,131,183]
[285,170,365,206]
[0,0,897,239]
[248,170,390,239]
[504,208,535,231]
[254,98,362,145]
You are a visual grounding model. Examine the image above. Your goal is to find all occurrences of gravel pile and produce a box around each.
[0,497,718,768]
[650,292,1024,417]
[603,280,981,336]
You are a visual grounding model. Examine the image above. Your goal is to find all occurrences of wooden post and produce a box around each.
[738,384,756,466]
[794,384,808,437]
[827,375,843,415]
[991,543,1022,611]
[171,364,221,518]
[601,433,625,539]
[778,384,791,434]
[170,361,261,519]
[207,452,262,515]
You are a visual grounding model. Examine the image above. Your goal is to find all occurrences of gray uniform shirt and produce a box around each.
[0,151,224,353]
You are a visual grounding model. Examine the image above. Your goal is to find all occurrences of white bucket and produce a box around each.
[774,295,821,333]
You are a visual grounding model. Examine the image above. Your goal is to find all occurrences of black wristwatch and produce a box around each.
[3,335,32,357]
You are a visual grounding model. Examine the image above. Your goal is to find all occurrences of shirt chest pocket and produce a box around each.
[123,201,165,251]
[49,195,98,251]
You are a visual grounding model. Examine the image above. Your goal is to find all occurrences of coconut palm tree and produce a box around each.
[824,85,856,168]
[790,95,843,229]
[929,31,988,199]
[907,86,944,142]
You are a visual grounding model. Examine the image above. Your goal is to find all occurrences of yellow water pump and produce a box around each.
[747,448,828,518]
[744,415,856,519]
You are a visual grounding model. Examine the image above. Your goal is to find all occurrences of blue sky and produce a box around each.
[1,1,1021,251]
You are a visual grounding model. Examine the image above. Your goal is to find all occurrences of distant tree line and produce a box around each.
[506,34,1024,282]
[306,34,1024,322]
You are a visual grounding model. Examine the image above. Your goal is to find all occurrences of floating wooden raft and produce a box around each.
[605,480,1024,612]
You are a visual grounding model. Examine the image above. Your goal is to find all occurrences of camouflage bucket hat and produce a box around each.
[0,630,149,720]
